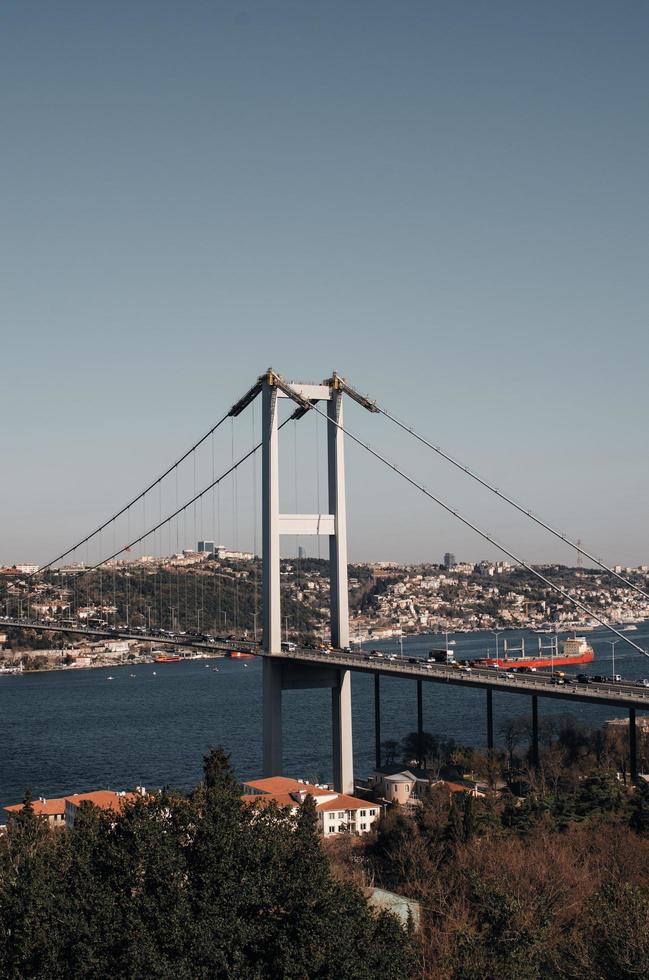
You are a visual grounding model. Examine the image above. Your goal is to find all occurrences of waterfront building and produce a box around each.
[4,797,67,830]
[242,776,380,837]
[364,770,429,806]
[65,790,138,829]
[363,769,487,806]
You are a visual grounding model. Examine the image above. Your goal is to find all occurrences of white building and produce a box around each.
[242,776,380,836]
[215,546,254,561]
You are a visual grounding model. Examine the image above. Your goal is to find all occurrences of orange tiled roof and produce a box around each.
[316,794,372,812]
[65,790,136,812]
[242,776,331,797]
[432,780,473,794]
[242,793,298,808]
[4,797,67,817]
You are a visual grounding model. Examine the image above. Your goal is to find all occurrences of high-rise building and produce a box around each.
[443,552,456,570]
[198,541,215,555]
[298,546,305,560]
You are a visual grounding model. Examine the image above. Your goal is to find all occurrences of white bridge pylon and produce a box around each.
[252,370,365,794]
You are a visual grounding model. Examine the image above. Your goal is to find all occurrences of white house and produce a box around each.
[242,776,381,837]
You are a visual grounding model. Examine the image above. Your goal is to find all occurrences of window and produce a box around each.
[360,823,367,831]
[360,809,366,817]
[369,809,376,816]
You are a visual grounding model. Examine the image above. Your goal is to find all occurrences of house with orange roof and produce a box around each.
[242,776,381,837]
[4,788,145,832]
[64,790,138,829]
[4,796,68,830]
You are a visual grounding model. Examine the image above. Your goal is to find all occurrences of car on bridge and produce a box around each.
[636,678,649,688]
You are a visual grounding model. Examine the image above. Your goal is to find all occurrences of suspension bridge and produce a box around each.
[3,369,649,788]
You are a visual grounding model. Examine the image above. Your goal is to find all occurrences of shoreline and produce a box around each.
[1,650,229,676]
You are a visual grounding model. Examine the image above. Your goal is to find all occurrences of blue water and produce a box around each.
[2,624,648,808]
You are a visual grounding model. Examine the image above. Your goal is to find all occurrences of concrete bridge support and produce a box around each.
[417,679,424,767]
[531,695,539,768]
[629,707,638,783]
[263,659,354,794]
[486,688,494,753]
[374,673,381,769]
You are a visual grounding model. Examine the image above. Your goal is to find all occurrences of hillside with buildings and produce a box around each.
[2,553,649,669]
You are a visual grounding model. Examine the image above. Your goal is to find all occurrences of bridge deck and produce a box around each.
[3,619,648,711]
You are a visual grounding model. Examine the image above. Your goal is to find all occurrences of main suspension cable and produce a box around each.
[365,390,649,605]
[60,417,291,582]
[295,394,649,660]
[33,408,236,576]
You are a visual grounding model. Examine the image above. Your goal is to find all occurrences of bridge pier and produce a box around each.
[486,687,494,752]
[262,658,283,775]
[629,707,638,783]
[531,695,539,768]
[265,661,354,794]
[374,673,381,769]
[332,669,354,794]
[417,679,424,768]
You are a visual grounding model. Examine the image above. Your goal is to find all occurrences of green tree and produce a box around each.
[381,739,400,766]
[629,780,649,835]
[401,730,438,769]
[463,793,477,841]
[579,881,649,978]
[0,750,413,978]
[443,794,465,851]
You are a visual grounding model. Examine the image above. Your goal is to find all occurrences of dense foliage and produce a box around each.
[0,749,411,979]
[330,735,649,979]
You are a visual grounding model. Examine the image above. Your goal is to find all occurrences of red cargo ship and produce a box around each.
[154,654,182,663]
[475,636,594,670]
[227,650,256,659]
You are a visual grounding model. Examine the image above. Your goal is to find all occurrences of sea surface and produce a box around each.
[2,624,649,808]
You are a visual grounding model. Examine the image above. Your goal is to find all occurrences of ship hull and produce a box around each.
[476,650,594,669]
[228,651,255,659]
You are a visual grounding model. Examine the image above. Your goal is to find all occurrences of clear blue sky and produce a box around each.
[2,1,648,567]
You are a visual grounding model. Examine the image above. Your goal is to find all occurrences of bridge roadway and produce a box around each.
[276,646,649,710]
[3,617,649,710]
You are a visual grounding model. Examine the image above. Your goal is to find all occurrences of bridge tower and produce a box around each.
[261,371,353,793]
